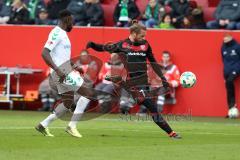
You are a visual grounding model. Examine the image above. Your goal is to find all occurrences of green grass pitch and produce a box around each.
[0,110,240,160]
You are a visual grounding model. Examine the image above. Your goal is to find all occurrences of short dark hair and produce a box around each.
[59,9,72,20]
[129,20,147,34]
[161,13,172,23]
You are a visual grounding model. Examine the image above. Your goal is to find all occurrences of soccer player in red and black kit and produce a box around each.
[86,21,181,139]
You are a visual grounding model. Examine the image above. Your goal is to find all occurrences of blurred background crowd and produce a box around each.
[1,0,240,30]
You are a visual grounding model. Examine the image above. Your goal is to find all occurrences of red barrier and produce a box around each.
[0,25,240,116]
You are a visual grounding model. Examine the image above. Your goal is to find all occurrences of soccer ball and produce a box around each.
[180,71,196,88]
[228,107,239,119]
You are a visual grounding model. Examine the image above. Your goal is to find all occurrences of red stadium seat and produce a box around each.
[208,0,220,7]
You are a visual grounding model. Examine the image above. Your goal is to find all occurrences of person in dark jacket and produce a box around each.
[0,0,12,24]
[67,0,85,25]
[7,0,30,24]
[47,0,70,20]
[207,0,240,30]
[190,8,206,29]
[170,0,191,28]
[221,34,240,117]
[76,0,104,26]
[113,0,140,27]
[35,7,54,25]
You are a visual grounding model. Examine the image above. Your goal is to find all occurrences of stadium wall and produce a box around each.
[0,25,240,117]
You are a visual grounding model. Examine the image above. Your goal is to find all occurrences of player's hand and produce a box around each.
[86,41,95,49]
[56,69,66,83]
[103,43,118,52]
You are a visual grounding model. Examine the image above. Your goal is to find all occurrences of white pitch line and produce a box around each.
[0,126,240,136]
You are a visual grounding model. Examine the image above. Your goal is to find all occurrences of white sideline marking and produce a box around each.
[0,126,240,136]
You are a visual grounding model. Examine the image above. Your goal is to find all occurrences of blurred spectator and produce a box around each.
[47,0,70,20]
[159,0,173,6]
[141,0,159,28]
[207,0,240,30]
[75,0,104,26]
[7,0,30,24]
[181,15,191,29]
[148,51,180,112]
[38,70,58,111]
[155,13,175,29]
[95,53,126,113]
[221,34,240,116]
[67,0,85,25]
[74,50,101,86]
[27,0,47,24]
[113,0,140,27]
[0,0,11,24]
[35,7,53,25]
[237,22,240,29]
[170,0,191,28]
[190,7,206,29]
[180,7,206,29]
[156,1,172,25]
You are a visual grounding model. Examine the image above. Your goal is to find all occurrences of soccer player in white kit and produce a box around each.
[35,10,90,138]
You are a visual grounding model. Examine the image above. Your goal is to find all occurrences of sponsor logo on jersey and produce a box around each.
[231,50,237,56]
[128,52,146,56]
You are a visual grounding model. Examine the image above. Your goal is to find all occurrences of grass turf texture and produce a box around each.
[0,110,240,160]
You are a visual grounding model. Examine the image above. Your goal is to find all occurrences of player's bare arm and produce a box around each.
[41,48,65,81]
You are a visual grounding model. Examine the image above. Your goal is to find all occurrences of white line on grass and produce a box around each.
[0,126,240,136]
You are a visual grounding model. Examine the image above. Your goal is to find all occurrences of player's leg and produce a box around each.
[38,93,49,111]
[35,102,68,137]
[98,83,118,113]
[35,91,74,137]
[76,82,117,102]
[157,95,165,113]
[225,74,237,109]
[119,89,133,114]
[66,96,90,138]
[142,98,181,139]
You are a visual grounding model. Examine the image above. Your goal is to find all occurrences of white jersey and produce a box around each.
[44,26,71,68]
[44,26,83,93]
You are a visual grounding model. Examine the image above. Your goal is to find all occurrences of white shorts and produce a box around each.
[50,70,84,94]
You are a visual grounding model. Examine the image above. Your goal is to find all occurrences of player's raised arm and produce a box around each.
[86,41,105,51]
[147,45,169,89]
[86,41,122,53]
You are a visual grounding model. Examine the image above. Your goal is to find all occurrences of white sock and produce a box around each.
[68,96,90,128]
[40,103,68,128]
[40,113,57,128]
